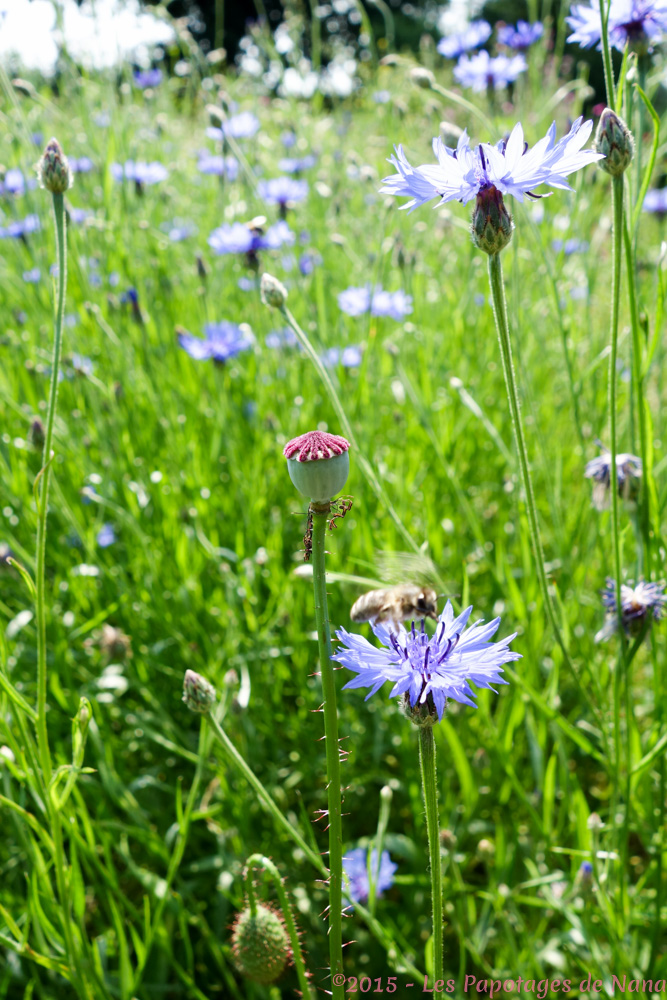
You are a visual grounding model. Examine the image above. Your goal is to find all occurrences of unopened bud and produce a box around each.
[231,903,291,984]
[182,669,216,713]
[595,109,634,177]
[28,418,45,452]
[284,430,350,503]
[37,138,72,194]
[410,67,435,89]
[260,272,288,309]
[471,185,513,256]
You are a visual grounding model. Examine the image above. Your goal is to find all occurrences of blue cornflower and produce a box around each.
[343,847,398,905]
[69,157,94,174]
[22,268,41,283]
[373,90,391,103]
[69,208,92,225]
[258,176,308,208]
[2,168,26,195]
[454,51,527,91]
[206,112,260,141]
[0,214,40,239]
[197,154,239,180]
[338,286,371,316]
[298,251,322,275]
[166,221,196,241]
[69,354,95,377]
[208,220,294,256]
[266,327,299,349]
[437,20,491,58]
[97,524,116,547]
[552,237,590,254]
[321,345,363,368]
[567,0,667,50]
[112,161,168,185]
[585,445,641,509]
[380,118,603,213]
[278,155,317,174]
[643,188,667,214]
[498,20,544,49]
[595,579,667,642]
[333,601,520,723]
[281,130,297,148]
[178,322,254,363]
[371,288,413,320]
[134,68,163,88]
[120,288,139,306]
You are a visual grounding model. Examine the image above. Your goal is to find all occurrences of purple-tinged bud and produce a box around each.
[260,272,288,309]
[595,109,634,177]
[471,185,513,255]
[231,903,291,985]
[28,418,45,452]
[284,430,350,502]
[37,138,72,194]
[182,669,216,713]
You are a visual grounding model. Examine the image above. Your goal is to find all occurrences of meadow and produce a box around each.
[1,5,667,997]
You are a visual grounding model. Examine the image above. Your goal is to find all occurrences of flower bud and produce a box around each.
[37,138,72,194]
[409,67,435,89]
[471,185,513,255]
[595,109,634,177]
[231,903,291,985]
[284,430,350,503]
[182,669,216,713]
[260,272,288,309]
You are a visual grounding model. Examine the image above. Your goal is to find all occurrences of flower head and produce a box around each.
[207,220,294,256]
[0,214,41,239]
[595,579,667,642]
[70,157,94,174]
[206,112,260,141]
[197,154,239,180]
[454,51,527,92]
[437,20,491,58]
[112,160,168,185]
[343,847,398,904]
[178,322,254,363]
[278,155,317,173]
[338,285,412,319]
[38,138,72,194]
[258,176,308,208]
[498,20,545,49]
[182,669,217,712]
[333,601,520,724]
[380,118,603,216]
[321,345,363,368]
[134,68,163,88]
[595,109,634,177]
[567,0,667,51]
[584,444,641,509]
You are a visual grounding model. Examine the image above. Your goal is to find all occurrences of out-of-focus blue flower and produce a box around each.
[338,286,371,316]
[258,176,308,207]
[643,188,667,214]
[238,276,259,291]
[373,90,391,103]
[570,285,588,300]
[31,132,44,146]
[299,251,322,275]
[70,157,94,174]
[322,345,363,368]
[166,221,196,241]
[371,288,413,320]
[333,601,520,722]
[208,220,294,255]
[134,68,163,88]
[596,579,667,642]
[585,445,641,509]
[120,288,139,306]
[437,20,491,58]
[206,112,260,140]
[0,214,41,238]
[380,118,603,211]
[454,50,527,91]
[178,321,254,363]
[70,354,95,376]
[112,161,168,185]
[281,130,297,148]
[474,292,485,306]
[343,847,398,904]
[65,313,79,328]
[2,168,26,194]
[197,154,239,180]
[498,20,544,49]
[22,268,41,283]
[69,208,92,225]
[266,327,299,349]
[278,155,317,174]
[567,0,667,50]
[552,237,590,254]
[94,112,111,128]
[97,524,116,547]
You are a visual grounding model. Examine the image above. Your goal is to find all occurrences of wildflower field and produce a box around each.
[2,1,667,997]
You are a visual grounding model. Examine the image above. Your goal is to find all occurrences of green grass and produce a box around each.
[0,35,666,999]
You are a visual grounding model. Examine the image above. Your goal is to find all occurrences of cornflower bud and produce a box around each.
[471,185,513,255]
[284,430,350,503]
[37,138,72,194]
[594,109,634,177]
[182,669,216,713]
[231,903,291,985]
[409,67,435,89]
[260,272,288,309]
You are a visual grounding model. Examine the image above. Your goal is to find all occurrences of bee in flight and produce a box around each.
[350,584,439,631]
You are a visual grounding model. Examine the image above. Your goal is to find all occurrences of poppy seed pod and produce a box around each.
[284,430,350,502]
[231,903,291,985]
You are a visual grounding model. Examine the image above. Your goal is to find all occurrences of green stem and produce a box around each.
[419,726,443,984]
[36,191,66,782]
[244,855,315,999]
[599,0,616,111]
[608,174,628,927]
[486,254,587,703]
[311,508,344,1000]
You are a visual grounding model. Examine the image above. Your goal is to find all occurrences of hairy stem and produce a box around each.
[419,726,443,984]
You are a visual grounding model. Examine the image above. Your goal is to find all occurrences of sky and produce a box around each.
[0,0,175,75]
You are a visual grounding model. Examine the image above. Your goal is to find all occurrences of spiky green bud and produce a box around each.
[471,186,513,256]
[260,272,288,309]
[37,138,72,194]
[231,903,291,985]
[594,109,634,177]
[182,670,216,713]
